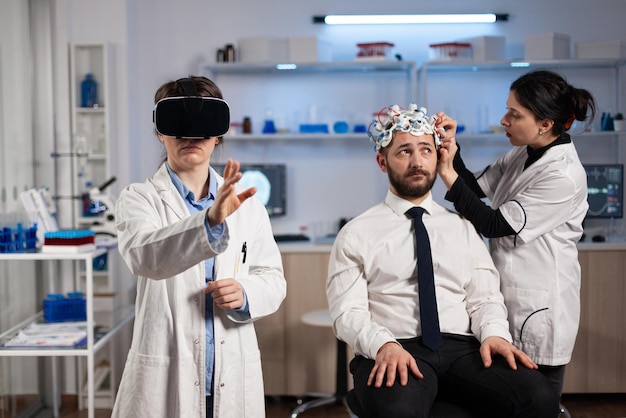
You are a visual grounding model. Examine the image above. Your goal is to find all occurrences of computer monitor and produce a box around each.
[212,163,286,217]
[584,164,624,218]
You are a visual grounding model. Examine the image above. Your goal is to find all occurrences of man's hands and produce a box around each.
[207,158,256,227]
[367,342,423,388]
[366,337,537,389]
[205,278,245,310]
[480,336,538,370]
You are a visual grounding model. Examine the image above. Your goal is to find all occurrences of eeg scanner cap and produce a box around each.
[368,104,440,152]
[153,78,230,139]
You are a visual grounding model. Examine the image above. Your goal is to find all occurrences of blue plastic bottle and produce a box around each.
[81,73,98,107]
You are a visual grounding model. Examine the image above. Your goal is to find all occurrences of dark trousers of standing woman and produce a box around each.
[206,395,213,418]
[350,334,560,418]
[538,364,566,397]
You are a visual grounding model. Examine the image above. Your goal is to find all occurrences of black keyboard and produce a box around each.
[273,234,310,242]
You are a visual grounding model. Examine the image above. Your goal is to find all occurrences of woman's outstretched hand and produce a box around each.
[207,158,257,227]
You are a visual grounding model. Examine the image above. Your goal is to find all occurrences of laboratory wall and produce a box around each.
[55,0,626,236]
[0,0,39,397]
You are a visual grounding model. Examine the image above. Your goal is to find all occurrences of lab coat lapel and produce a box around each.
[152,164,189,220]
[491,146,562,208]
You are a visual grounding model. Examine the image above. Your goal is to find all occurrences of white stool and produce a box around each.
[289,309,355,418]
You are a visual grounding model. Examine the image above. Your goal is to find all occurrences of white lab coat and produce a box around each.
[477,142,587,366]
[111,164,286,418]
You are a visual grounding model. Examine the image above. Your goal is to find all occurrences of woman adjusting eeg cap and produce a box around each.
[368,103,442,151]
[153,77,231,139]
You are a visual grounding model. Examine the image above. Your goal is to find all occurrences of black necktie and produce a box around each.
[406,207,441,351]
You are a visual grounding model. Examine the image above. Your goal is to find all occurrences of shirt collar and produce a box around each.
[384,189,434,217]
[524,132,571,170]
[165,162,216,202]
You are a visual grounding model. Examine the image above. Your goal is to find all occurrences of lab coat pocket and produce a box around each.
[218,348,264,417]
[243,349,264,416]
[502,286,550,350]
[114,350,179,418]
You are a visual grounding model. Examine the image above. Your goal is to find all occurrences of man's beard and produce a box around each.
[387,164,436,199]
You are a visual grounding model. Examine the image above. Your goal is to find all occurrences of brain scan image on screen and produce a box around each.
[240,170,271,206]
[213,163,286,217]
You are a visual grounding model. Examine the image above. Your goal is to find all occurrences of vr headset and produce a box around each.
[153,78,230,139]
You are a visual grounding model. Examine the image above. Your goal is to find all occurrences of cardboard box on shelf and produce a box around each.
[466,36,506,61]
[289,36,332,63]
[576,40,626,59]
[237,36,289,63]
[525,33,571,60]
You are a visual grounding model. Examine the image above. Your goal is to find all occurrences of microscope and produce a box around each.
[81,176,117,237]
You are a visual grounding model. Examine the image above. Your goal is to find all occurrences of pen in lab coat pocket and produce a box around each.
[235,242,247,275]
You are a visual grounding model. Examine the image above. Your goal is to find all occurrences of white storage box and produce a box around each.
[237,36,289,63]
[525,33,571,60]
[467,36,506,61]
[576,40,626,59]
[289,36,332,63]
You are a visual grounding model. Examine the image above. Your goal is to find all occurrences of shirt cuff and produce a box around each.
[480,323,512,344]
[230,290,251,320]
[204,213,225,242]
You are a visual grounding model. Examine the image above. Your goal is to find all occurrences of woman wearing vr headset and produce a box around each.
[112,76,286,418]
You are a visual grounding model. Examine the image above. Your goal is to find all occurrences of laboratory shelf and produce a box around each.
[419,58,626,73]
[201,60,418,116]
[223,133,371,142]
[203,60,416,75]
[456,130,624,142]
[0,248,133,418]
[0,306,134,357]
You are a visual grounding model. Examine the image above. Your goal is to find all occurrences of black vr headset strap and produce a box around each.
[177,77,198,97]
[176,77,205,138]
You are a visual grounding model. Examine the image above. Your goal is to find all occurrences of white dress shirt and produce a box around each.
[327,190,512,360]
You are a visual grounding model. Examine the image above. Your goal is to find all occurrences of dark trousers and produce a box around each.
[538,364,566,396]
[206,395,213,418]
[350,334,560,418]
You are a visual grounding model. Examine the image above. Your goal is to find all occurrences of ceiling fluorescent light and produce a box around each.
[313,14,508,25]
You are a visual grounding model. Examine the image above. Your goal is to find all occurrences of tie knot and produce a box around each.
[406,206,425,220]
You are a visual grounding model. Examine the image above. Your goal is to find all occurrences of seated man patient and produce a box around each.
[326,104,560,418]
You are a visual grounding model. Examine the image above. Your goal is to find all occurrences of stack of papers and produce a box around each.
[3,321,88,348]
[41,243,96,253]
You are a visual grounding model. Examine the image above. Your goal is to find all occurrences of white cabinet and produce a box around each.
[0,249,134,418]
[67,42,119,305]
[69,43,112,198]
[67,43,124,410]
